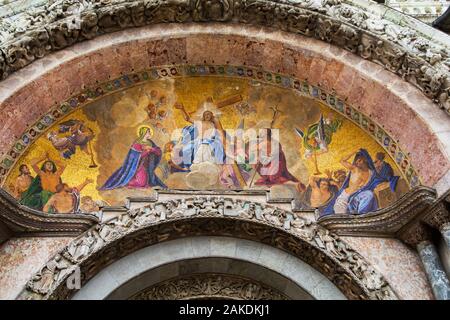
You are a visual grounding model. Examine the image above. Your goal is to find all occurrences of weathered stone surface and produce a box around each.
[343,236,433,300]
[0,237,72,300]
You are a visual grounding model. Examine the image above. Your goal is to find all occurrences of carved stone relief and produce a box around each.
[18,197,398,300]
[129,273,288,300]
[0,0,449,114]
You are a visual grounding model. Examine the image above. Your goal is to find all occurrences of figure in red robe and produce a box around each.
[252,129,299,187]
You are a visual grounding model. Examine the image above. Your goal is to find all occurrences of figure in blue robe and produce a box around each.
[100,127,166,190]
[374,152,399,192]
[173,110,225,168]
[320,149,386,216]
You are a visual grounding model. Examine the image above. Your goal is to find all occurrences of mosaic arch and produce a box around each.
[1,65,415,217]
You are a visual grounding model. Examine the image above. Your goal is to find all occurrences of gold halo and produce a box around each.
[137,125,153,137]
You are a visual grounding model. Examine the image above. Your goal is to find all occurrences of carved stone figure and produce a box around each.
[285,9,317,36]
[238,202,257,219]
[347,251,367,278]
[418,65,444,98]
[129,2,146,26]
[48,22,80,50]
[97,5,132,32]
[373,42,405,73]
[20,197,397,300]
[333,24,359,53]
[134,203,160,226]
[331,5,367,28]
[358,36,380,60]
[290,217,317,240]
[149,0,191,23]
[173,198,197,216]
[362,266,385,290]
[6,39,35,70]
[261,206,285,227]
[129,274,287,300]
[195,196,223,215]
[314,17,339,43]
[314,228,341,257]
[224,198,239,215]
[98,221,122,241]
[164,200,180,218]
[192,0,233,21]
[65,230,102,262]
[26,254,70,295]
[26,29,51,59]
[80,12,99,40]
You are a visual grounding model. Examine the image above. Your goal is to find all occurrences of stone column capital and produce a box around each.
[423,200,450,232]
[400,223,434,247]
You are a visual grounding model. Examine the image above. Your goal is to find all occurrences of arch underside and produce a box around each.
[77,245,326,300]
[78,243,341,300]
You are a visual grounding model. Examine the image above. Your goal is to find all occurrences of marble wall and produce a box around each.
[342,236,434,300]
[0,237,72,300]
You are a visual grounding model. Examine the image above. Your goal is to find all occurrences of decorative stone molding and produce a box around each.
[0,187,99,240]
[386,0,449,23]
[17,197,398,300]
[0,0,450,114]
[129,273,289,300]
[317,186,437,237]
[398,222,435,247]
[393,189,450,246]
[422,191,450,231]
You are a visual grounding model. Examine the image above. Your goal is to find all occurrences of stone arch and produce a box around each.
[18,198,398,300]
[0,0,449,114]
[71,238,346,300]
[0,0,448,301]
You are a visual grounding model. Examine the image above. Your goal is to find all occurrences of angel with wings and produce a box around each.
[47,119,95,159]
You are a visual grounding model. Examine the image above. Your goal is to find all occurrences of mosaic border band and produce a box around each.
[0,64,420,188]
